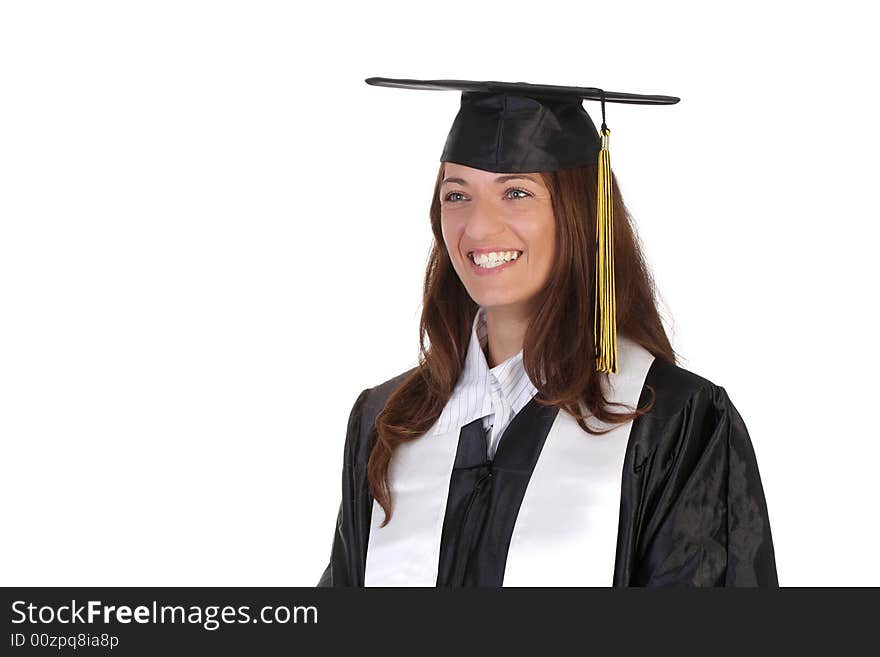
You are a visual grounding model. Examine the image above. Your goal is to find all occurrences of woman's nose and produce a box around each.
[466,197,505,236]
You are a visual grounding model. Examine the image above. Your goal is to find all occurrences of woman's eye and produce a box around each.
[443,188,531,203]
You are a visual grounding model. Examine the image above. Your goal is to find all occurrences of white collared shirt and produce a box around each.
[432,306,539,459]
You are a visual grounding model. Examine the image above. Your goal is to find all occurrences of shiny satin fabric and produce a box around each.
[615,364,778,586]
[363,77,680,175]
[501,338,655,585]
[361,336,654,586]
[440,91,602,173]
[435,403,559,586]
[317,358,778,587]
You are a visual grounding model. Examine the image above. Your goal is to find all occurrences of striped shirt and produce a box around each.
[432,306,539,459]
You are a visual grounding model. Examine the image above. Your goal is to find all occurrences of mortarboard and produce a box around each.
[364,77,679,374]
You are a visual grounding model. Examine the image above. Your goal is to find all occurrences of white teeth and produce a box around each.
[471,250,522,269]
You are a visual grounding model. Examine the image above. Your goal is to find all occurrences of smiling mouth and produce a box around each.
[466,249,524,259]
[467,250,524,269]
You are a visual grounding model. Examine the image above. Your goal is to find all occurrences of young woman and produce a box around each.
[317,78,778,587]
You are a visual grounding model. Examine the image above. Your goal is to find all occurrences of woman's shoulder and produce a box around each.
[342,365,420,465]
[363,365,419,414]
[616,335,730,419]
[639,358,732,418]
[633,358,761,501]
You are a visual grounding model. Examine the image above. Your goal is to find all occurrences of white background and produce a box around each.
[1,0,877,586]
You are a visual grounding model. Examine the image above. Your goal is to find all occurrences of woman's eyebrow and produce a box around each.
[441,174,539,187]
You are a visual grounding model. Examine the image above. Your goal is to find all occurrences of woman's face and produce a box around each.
[440,162,556,314]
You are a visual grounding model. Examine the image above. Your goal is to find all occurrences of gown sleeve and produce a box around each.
[317,387,371,587]
[634,383,778,586]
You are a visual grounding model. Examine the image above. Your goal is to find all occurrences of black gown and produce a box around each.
[317,357,778,587]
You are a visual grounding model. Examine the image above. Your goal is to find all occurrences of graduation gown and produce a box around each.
[317,336,778,587]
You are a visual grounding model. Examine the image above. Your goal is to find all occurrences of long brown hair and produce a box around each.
[367,161,677,526]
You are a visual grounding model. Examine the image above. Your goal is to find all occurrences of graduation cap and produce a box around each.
[364,77,679,374]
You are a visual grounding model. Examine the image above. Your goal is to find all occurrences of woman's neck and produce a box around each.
[483,305,532,368]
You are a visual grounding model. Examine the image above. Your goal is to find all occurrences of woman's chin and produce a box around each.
[469,292,531,310]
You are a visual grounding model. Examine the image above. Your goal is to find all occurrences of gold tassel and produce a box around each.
[594,126,618,374]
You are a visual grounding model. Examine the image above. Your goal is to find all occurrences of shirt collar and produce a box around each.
[433,306,539,435]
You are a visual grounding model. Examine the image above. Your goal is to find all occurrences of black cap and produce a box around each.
[364,77,680,173]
